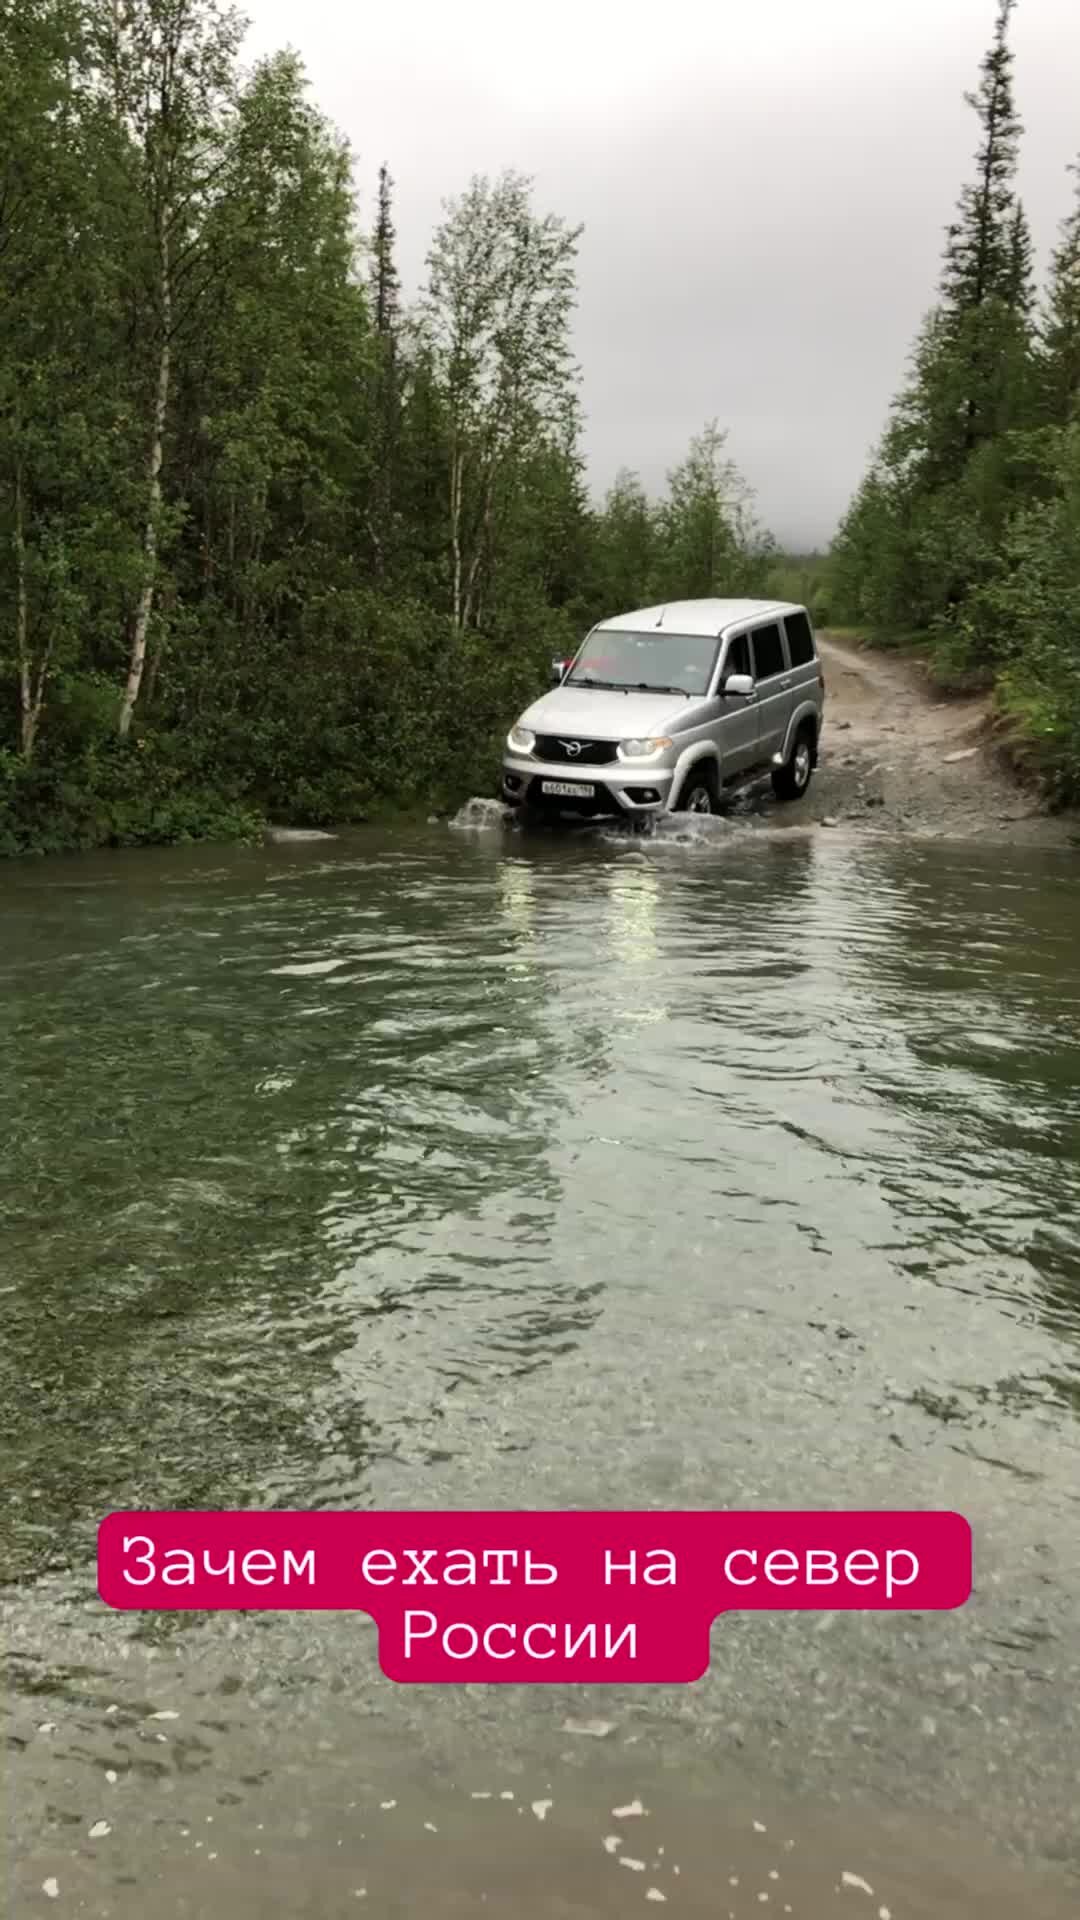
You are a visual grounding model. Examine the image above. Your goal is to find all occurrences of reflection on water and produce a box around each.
[3,826,1080,1577]
[3,820,1080,1887]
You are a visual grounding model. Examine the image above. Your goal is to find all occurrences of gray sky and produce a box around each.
[244,0,1079,550]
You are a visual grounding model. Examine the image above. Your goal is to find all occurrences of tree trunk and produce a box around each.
[462,467,496,631]
[14,452,35,760]
[119,206,172,738]
[450,442,464,625]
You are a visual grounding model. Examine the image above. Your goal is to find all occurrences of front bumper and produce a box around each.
[501,753,676,816]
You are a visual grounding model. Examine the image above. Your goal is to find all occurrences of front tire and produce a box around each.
[772,726,814,802]
[672,766,718,815]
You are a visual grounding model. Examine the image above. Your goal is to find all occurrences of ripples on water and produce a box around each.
[3,820,1080,1584]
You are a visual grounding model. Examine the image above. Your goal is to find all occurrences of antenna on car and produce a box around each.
[655,607,666,627]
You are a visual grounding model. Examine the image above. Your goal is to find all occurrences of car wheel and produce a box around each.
[771,726,814,802]
[673,767,717,815]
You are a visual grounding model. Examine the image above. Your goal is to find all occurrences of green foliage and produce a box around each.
[761,552,831,626]
[0,2,779,857]
[583,424,773,627]
[828,1,1080,796]
[1039,162,1080,427]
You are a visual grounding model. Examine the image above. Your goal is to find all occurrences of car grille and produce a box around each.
[534,735,618,766]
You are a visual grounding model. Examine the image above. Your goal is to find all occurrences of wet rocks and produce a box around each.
[265,826,338,843]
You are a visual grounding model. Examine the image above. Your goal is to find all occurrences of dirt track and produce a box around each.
[760,633,1078,846]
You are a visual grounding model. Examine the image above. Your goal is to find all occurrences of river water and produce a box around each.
[3,812,1080,1916]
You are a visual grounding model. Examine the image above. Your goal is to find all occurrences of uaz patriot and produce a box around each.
[501,598,825,820]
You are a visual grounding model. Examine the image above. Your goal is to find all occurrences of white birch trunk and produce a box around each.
[450,442,464,626]
[119,206,171,738]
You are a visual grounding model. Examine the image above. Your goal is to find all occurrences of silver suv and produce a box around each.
[501,598,825,820]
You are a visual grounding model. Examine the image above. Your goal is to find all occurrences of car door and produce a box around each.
[782,608,819,718]
[748,620,792,763]
[712,632,759,774]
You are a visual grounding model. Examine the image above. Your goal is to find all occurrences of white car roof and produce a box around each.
[594,598,802,637]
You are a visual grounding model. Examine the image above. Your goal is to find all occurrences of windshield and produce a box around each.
[565,630,718,697]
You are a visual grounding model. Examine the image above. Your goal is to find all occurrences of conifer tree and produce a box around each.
[936,0,1030,461]
[940,0,1024,320]
[368,164,402,575]
[370,162,400,340]
[1040,160,1080,426]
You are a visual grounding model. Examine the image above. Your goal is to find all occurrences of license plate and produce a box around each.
[541,780,594,798]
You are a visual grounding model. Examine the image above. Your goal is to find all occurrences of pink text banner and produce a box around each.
[98,1509,972,1683]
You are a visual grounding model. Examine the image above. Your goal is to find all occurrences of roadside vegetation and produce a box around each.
[5,2,1074,857]
[0,0,781,856]
[828,0,1080,801]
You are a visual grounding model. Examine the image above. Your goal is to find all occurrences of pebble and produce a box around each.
[561,1719,615,1738]
[821,815,839,827]
[42,1881,59,1901]
[89,1821,111,1839]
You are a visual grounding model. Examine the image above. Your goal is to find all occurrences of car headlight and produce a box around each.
[617,736,672,761]
[508,724,536,754]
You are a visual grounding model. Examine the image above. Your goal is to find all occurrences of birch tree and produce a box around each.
[421,171,581,629]
[652,422,770,601]
[103,0,243,736]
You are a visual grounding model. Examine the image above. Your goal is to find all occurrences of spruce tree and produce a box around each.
[370,162,401,339]
[1040,160,1080,426]
[1005,200,1035,318]
[940,0,1023,319]
[937,0,1030,462]
[368,164,402,576]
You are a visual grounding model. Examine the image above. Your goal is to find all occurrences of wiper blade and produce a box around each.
[564,677,691,695]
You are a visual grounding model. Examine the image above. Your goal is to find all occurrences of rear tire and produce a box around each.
[771,725,814,802]
[672,766,718,815]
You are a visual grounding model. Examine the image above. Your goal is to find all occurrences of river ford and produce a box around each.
[3,805,1080,1915]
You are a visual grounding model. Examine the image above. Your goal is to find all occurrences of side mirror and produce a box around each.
[722,672,755,697]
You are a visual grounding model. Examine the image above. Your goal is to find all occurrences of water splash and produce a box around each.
[448,797,516,832]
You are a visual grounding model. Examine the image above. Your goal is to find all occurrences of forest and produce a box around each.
[1,0,1077,856]
[830,0,1080,798]
[0,0,784,854]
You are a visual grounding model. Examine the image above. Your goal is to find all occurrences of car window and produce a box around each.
[784,611,815,666]
[723,634,751,679]
[750,623,786,681]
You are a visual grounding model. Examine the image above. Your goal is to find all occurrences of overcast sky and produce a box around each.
[243,0,1079,550]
